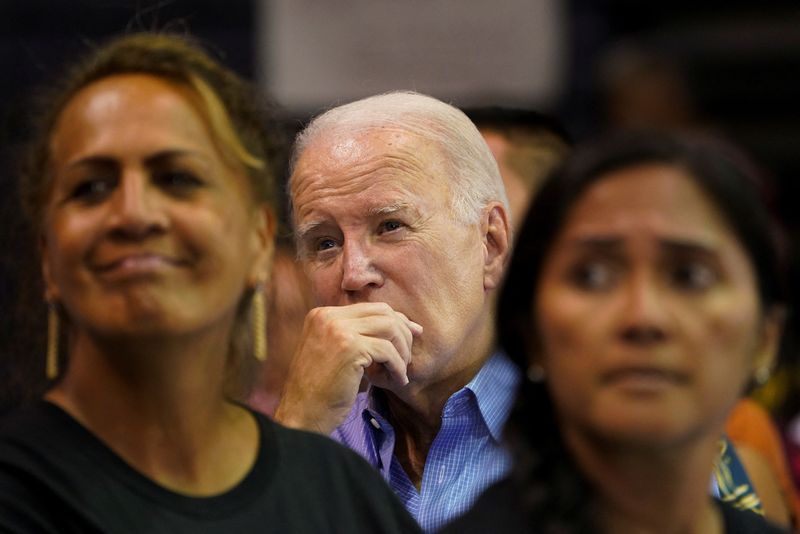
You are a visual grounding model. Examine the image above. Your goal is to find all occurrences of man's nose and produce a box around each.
[618,271,669,345]
[340,239,383,294]
[108,170,168,238]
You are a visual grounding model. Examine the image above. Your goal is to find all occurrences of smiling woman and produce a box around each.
[43,73,266,366]
[0,32,420,534]
[22,33,280,397]
[440,131,791,534]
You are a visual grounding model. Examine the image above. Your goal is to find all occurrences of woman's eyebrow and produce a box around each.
[64,149,210,171]
[63,155,116,172]
[659,239,718,257]
[145,149,212,167]
[565,236,718,255]
[567,236,623,251]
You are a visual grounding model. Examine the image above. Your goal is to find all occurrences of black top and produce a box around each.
[0,401,422,534]
[438,476,790,534]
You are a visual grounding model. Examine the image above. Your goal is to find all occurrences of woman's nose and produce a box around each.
[108,171,168,238]
[618,272,669,345]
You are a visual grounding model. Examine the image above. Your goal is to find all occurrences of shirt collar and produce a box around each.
[464,351,521,442]
[362,350,521,442]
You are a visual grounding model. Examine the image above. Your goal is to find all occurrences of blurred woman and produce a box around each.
[442,132,790,533]
[726,398,800,528]
[249,240,314,416]
[0,32,420,533]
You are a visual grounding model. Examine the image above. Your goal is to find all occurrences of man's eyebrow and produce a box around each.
[367,202,417,217]
[294,220,327,240]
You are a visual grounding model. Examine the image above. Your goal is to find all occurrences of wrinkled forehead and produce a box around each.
[297,126,444,170]
[290,127,453,202]
[327,127,414,163]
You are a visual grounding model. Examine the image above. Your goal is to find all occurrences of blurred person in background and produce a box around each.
[442,131,791,533]
[249,238,314,416]
[597,42,702,134]
[466,107,572,232]
[726,397,800,529]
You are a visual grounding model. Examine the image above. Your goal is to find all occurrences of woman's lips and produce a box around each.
[601,366,689,392]
[94,253,182,278]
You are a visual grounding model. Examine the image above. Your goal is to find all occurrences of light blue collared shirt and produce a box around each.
[331,352,521,532]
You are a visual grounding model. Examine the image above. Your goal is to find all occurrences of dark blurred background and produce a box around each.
[1,0,798,418]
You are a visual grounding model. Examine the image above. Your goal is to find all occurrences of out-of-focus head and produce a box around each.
[467,107,572,229]
[23,33,279,393]
[498,131,786,448]
[266,241,313,372]
[598,42,696,131]
[249,239,313,416]
[289,91,511,389]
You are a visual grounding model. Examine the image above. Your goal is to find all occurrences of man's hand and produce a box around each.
[273,302,422,434]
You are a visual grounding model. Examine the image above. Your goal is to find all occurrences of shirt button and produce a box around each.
[370,417,381,430]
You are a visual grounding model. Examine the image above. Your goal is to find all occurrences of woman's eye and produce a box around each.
[157,171,203,193]
[378,220,405,234]
[671,262,718,291]
[568,261,616,290]
[69,178,115,203]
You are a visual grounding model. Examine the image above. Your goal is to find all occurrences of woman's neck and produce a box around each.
[564,428,724,534]
[45,328,259,496]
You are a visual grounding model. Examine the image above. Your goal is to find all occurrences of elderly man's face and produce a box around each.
[290,129,494,387]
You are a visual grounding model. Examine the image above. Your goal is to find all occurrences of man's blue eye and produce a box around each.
[316,238,337,251]
[379,220,404,234]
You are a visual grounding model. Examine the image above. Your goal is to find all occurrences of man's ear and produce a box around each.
[249,205,276,286]
[481,202,511,291]
[751,305,786,383]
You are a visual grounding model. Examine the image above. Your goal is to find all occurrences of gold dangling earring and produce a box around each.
[46,303,59,380]
[252,284,267,362]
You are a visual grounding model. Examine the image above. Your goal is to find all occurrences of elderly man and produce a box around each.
[274,92,518,531]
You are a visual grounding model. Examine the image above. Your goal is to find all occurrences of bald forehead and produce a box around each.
[291,127,451,191]
[301,126,427,161]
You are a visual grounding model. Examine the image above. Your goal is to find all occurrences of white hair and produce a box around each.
[290,91,509,225]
